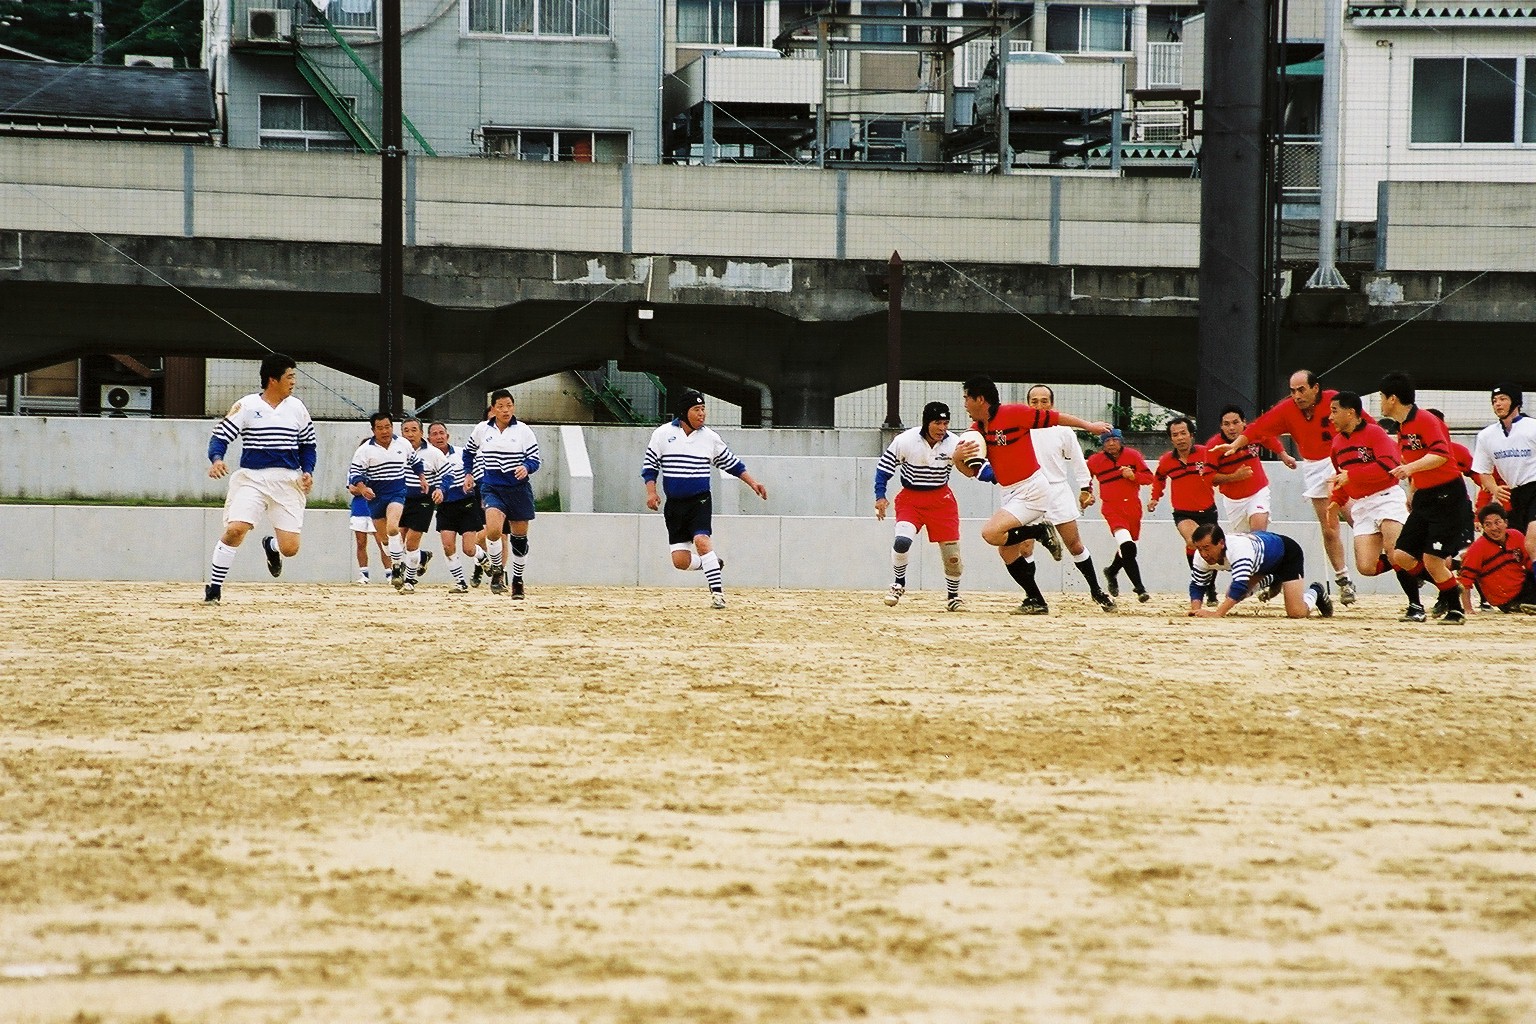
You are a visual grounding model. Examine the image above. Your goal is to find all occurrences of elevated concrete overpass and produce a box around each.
[2,140,1532,422]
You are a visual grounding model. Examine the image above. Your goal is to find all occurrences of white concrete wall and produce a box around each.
[2,504,1409,600]
[1340,25,1536,227]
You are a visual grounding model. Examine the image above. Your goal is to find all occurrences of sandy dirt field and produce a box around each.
[1,580,1533,1024]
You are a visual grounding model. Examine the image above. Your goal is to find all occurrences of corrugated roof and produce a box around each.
[1348,4,1536,19]
[0,59,215,129]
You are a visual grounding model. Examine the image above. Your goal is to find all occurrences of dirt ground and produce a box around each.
[1,581,1533,1024]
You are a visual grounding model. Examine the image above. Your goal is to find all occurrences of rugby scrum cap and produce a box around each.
[1099,427,1124,444]
[1491,383,1523,407]
[675,389,707,419]
[922,401,951,428]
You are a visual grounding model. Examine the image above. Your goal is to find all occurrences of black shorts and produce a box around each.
[1509,481,1536,532]
[1273,535,1307,584]
[1174,507,1218,529]
[434,495,484,535]
[400,495,436,533]
[1397,481,1474,561]
[663,492,712,546]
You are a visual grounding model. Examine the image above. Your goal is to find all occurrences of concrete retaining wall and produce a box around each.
[5,505,1407,600]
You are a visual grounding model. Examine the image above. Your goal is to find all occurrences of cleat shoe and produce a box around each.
[471,559,485,587]
[946,597,965,612]
[400,581,415,594]
[1399,604,1426,623]
[262,535,283,578]
[1253,575,1277,602]
[1338,578,1358,606]
[883,584,905,607]
[1136,590,1151,604]
[1430,591,1449,619]
[391,563,405,590]
[1103,569,1119,598]
[511,577,525,601]
[490,569,507,595]
[449,581,469,595]
[1011,598,1050,616]
[1516,603,1536,615]
[1205,591,1219,607]
[203,583,222,604]
[1040,523,1064,562]
[1311,582,1334,618]
[418,550,433,577]
[355,573,369,585]
[1441,606,1465,625]
[1094,592,1117,613]
[711,592,727,610]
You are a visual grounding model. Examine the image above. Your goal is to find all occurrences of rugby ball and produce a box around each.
[955,429,988,475]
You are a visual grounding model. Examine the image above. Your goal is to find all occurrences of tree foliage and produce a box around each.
[0,0,203,67]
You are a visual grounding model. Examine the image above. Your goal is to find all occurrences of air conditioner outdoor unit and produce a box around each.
[248,8,293,42]
[100,384,153,416]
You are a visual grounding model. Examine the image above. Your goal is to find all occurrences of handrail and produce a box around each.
[294,50,380,154]
[302,4,438,156]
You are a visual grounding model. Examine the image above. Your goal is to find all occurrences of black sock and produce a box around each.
[1396,568,1423,605]
[1120,541,1146,593]
[1004,523,1046,547]
[1074,555,1105,597]
[1005,556,1045,605]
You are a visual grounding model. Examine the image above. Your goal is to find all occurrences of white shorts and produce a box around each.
[350,515,375,534]
[1042,479,1082,526]
[1220,486,1271,532]
[999,473,1054,527]
[1300,457,1334,501]
[223,467,306,534]
[1349,486,1409,537]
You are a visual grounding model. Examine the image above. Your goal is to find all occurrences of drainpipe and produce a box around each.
[626,322,775,427]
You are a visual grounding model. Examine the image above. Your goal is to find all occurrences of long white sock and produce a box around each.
[208,542,238,586]
[701,551,723,593]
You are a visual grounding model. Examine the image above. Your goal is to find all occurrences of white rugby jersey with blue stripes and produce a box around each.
[642,419,747,499]
[1190,530,1286,603]
[463,418,541,488]
[348,436,415,499]
[418,443,471,502]
[874,427,959,499]
[207,393,318,473]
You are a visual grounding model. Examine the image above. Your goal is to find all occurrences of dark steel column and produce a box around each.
[1197,0,1269,435]
[883,251,903,429]
[380,0,405,416]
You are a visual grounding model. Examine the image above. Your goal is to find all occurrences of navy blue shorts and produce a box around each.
[664,492,712,546]
[366,489,406,521]
[483,482,536,522]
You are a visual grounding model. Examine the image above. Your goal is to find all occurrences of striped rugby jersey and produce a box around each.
[348,436,415,500]
[874,427,958,498]
[1189,530,1286,603]
[642,419,746,499]
[419,443,471,502]
[207,393,318,473]
[463,418,541,488]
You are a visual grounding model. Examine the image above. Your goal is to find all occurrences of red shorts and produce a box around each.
[894,486,960,544]
[1101,496,1143,540]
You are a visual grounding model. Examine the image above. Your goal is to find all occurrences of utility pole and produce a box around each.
[883,251,903,429]
[379,0,405,416]
[90,0,104,63]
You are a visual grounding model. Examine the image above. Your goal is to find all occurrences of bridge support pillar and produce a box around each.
[773,365,835,428]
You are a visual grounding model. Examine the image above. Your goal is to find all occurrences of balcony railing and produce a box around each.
[1278,135,1321,204]
[1145,41,1182,88]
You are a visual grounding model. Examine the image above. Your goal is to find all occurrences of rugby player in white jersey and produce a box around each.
[393,416,435,593]
[204,353,317,603]
[423,421,480,593]
[463,390,540,598]
[874,401,966,610]
[642,389,768,609]
[347,412,415,590]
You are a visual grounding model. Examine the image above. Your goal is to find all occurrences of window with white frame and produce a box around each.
[1411,56,1536,145]
[1046,4,1129,53]
[467,0,610,37]
[301,0,377,31]
[677,0,764,45]
[481,126,630,162]
[258,95,359,151]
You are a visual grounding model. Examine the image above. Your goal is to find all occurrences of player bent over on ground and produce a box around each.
[1188,524,1334,619]
[642,389,768,610]
[203,353,317,603]
[874,401,966,611]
